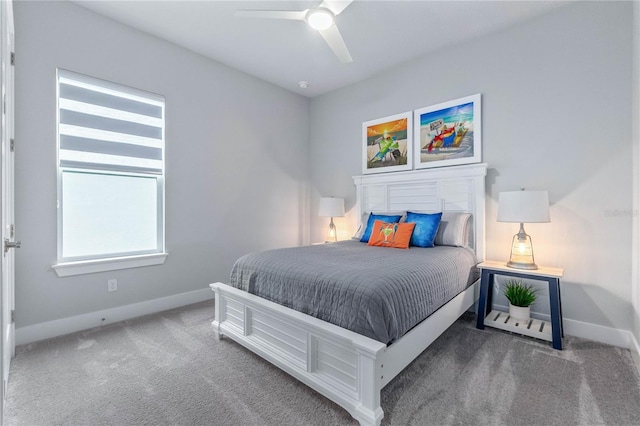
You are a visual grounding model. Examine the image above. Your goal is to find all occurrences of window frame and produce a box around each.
[53,69,167,276]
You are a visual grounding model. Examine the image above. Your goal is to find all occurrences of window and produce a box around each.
[53,69,166,276]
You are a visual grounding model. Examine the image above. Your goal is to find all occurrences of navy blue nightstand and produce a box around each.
[476,261,565,350]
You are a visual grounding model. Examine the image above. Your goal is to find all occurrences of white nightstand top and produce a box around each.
[478,260,564,279]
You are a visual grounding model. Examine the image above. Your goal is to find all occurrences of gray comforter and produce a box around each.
[230,240,478,344]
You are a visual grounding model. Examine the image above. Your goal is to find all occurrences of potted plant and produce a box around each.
[503,279,537,322]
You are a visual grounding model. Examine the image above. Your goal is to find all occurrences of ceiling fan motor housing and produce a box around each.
[306,8,334,30]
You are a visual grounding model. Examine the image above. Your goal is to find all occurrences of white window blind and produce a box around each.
[58,69,164,174]
[56,69,165,265]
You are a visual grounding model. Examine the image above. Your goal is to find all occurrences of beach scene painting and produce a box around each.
[414,94,481,169]
[362,111,413,174]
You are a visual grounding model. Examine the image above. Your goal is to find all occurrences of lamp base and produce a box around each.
[506,260,538,270]
[506,224,537,270]
[326,218,337,243]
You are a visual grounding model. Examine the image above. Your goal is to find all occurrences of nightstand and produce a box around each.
[476,260,565,350]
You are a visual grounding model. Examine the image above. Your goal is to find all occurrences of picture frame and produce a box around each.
[362,111,413,175]
[413,94,481,169]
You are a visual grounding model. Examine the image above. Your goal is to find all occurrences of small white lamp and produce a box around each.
[497,189,550,270]
[318,197,345,243]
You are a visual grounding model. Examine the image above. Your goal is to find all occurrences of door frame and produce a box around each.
[0,0,15,422]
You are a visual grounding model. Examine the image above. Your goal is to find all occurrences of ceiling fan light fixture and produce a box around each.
[306,8,334,31]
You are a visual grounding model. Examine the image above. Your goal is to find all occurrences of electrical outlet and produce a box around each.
[107,279,118,292]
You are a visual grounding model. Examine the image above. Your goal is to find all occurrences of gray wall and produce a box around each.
[310,2,635,331]
[14,0,638,339]
[14,1,310,327]
[633,0,640,347]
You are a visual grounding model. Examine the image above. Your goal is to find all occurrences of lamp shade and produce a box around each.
[318,197,345,217]
[497,190,550,223]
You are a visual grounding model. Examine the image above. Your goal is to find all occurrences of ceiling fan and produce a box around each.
[236,0,354,63]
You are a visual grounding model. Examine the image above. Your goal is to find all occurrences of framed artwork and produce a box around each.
[362,111,413,174]
[413,94,481,169]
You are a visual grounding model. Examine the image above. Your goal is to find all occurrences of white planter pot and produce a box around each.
[508,303,530,322]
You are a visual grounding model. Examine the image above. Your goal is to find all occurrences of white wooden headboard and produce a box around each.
[352,163,487,261]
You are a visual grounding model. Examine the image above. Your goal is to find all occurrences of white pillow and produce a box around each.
[434,212,472,247]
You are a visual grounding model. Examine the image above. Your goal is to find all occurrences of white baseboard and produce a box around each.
[16,294,640,370]
[630,333,640,374]
[16,288,214,346]
[563,318,633,349]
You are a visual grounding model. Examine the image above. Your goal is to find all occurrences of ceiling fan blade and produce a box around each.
[319,25,353,63]
[319,0,353,16]
[235,10,306,21]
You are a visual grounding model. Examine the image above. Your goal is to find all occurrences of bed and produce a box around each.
[230,241,478,345]
[209,163,487,425]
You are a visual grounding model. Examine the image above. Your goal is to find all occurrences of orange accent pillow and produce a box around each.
[367,220,416,249]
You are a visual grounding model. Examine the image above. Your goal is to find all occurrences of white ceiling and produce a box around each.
[73,0,570,98]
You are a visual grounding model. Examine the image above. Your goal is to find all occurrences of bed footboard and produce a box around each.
[210,282,386,426]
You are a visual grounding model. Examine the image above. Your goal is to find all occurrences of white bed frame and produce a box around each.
[210,163,487,425]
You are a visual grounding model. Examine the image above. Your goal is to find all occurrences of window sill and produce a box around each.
[52,253,168,277]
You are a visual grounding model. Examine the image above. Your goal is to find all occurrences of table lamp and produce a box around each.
[497,189,550,270]
[318,197,345,243]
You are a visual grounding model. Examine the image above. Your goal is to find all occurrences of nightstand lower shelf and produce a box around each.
[476,261,564,350]
[483,310,552,343]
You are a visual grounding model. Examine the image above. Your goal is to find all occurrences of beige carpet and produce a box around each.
[5,300,640,425]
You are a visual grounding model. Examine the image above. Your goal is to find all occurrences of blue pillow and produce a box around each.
[406,211,442,247]
[360,213,403,243]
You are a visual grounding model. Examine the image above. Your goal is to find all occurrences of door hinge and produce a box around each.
[10,310,14,323]
[10,52,14,66]
[10,138,14,152]
[4,238,21,255]
[10,225,14,238]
